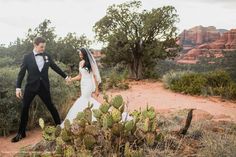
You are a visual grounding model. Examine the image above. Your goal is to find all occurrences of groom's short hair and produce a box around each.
[33,37,46,45]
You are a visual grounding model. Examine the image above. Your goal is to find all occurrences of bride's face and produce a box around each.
[79,51,83,59]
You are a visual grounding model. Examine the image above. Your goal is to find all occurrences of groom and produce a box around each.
[11,37,70,142]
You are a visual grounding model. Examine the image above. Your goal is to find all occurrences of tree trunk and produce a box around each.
[130,56,143,80]
[129,42,144,80]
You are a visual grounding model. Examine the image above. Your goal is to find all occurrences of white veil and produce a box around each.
[82,48,102,85]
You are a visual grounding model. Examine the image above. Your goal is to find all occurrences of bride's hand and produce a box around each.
[94,89,99,97]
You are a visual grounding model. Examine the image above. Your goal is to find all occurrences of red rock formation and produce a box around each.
[176,49,224,64]
[178,26,221,48]
[226,29,236,49]
[176,49,203,64]
[198,43,211,49]
[208,29,236,49]
[177,26,236,64]
[185,48,203,58]
[178,26,236,50]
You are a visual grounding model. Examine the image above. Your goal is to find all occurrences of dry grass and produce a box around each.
[151,110,236,157]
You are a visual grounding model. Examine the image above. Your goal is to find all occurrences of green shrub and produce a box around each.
[143,67,160,80]
[205,70,232,88]
[101,67,129,90]
[162,70,193,89]
[0,67,21,136]
[170,72,207,95]
[0,56,15,67]
[162,70,236,99]
[213,82,236,100]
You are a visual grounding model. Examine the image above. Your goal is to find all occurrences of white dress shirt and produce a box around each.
[33,50,44,72]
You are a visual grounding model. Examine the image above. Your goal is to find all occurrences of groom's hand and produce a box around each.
[65,76,72,85]
[16,89,23,99]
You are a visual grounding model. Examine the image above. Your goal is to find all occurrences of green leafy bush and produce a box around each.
[0,56,15,67]
[163,70,236,99]
[0,67,21,136]
[213,81,236,100]
[205,70,232,88]
[170,72,207,95]
[162,70,193,89]
[101,67,129,90]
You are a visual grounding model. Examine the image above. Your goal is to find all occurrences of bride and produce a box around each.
[60,48,130,128]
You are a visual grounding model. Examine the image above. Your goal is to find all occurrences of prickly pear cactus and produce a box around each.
[111,108,122,123]
[61,128,71,142]
[64,119,71,132]
[64,145,75,157]
[85,125,99,136]
[111,123,124,136]
[39,118,59,142]
[92,109,102,119]
[99,102,110,113]
[36,95,160,156]
[84,102,93,124]
[124,120,134,132]
[76,112,85,120]
[102,113,113,129]
[83,134,96,149]
[42,126,56,141]
[110,95,123,109]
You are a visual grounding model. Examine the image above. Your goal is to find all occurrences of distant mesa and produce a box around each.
[177,25,236,50]
[176,25,236,64]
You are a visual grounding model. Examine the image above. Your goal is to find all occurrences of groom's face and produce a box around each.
[34,43,46,53]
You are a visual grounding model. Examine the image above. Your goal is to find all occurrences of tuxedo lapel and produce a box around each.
[31,52,41,73]
[41,53,48,72]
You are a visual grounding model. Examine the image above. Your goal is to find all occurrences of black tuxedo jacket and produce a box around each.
[16,52,67,92]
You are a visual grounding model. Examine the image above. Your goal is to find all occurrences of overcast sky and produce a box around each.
[0,0,235,48]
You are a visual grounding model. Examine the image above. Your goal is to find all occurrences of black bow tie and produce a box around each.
[35,53,44,56]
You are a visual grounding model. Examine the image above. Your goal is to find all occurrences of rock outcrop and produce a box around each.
[178,26,222,50]
[176,49,225,64]
[179,26,236,50]
[177,26,236,64]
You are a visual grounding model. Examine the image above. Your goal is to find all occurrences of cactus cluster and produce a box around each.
[38,95,161,157]
[39,118,61,141]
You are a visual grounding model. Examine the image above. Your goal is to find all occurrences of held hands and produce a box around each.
[94,89,99,97]
[65,76,72,85]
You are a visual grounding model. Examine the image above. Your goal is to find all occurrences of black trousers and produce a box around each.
[18,81,61,134]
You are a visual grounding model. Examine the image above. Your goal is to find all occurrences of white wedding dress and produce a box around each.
[60,66,131,128]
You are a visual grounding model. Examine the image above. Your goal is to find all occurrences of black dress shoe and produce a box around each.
[11,133,26,143]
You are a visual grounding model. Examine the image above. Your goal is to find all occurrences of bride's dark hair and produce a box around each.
[80,48,92,73]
